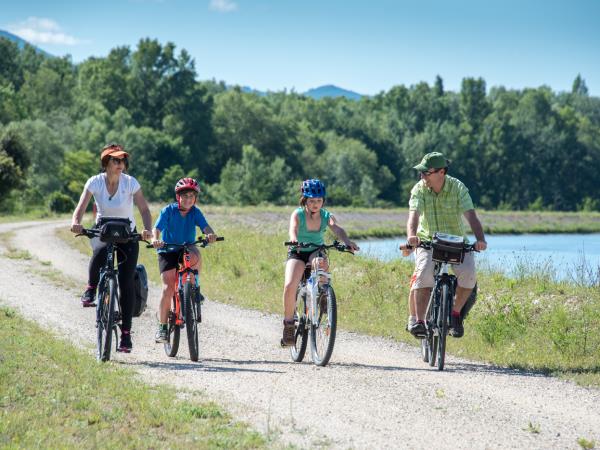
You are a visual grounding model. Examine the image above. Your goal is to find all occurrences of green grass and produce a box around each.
[0,306,266,449]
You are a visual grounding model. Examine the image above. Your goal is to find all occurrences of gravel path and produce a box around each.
[1,220,599,449]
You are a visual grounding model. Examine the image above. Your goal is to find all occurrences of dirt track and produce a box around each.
[1,220,599,449]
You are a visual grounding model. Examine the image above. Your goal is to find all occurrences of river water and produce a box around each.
[356,233,600,284]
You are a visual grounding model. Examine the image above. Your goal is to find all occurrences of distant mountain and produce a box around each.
[0,29,52,57]
[303,84,363,100]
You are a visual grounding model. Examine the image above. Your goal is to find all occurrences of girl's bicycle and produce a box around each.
[149,236,224,362]
[78,218,148,362]
[284,240,354,367]
[402,233,476,371]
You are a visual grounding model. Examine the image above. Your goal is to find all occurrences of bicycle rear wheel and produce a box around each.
[164,295,180,357]
[290,286,308,362]
[426,290,438,367]
[310,285,337,367]
[437,283,451,371]
[183,281,199,362]
[97,277,117,362]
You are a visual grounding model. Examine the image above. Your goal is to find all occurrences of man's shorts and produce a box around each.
[411,247,476,290]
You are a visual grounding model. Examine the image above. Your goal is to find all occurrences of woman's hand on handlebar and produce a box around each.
[152,239,165,249]
[70,223,83,234]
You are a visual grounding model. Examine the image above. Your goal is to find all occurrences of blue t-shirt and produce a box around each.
[154,204,209,253]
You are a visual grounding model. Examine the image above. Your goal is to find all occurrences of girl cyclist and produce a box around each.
[151,177,218,343]
[281,179,359,346]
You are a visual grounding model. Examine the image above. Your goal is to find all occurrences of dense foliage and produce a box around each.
[1,37,599,212]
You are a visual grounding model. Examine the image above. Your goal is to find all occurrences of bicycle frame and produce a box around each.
[172,245,200,327]
[424,261,456,336]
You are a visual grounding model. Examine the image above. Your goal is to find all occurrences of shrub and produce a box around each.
[48,191,75,213]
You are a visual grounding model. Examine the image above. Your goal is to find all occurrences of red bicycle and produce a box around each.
[149,236,223,361]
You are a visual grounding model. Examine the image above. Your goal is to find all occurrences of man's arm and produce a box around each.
[406,210,420,247]
[463,209,487,251]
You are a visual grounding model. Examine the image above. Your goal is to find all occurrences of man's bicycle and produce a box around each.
[149,237,224,362]
[402,233,476,371]
[284,240,354,367]
[77,218,148,362]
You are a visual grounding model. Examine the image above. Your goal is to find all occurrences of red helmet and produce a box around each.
[174,177,200,195]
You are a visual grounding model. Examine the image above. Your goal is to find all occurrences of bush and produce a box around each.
[48,191,75,213]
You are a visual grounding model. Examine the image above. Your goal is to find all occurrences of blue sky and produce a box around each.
[2,0,599,95]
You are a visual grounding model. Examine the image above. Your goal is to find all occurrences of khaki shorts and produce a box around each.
[411,247,476,290]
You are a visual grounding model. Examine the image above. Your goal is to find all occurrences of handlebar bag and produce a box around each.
[97,217,132,244]
[431,232,465,264]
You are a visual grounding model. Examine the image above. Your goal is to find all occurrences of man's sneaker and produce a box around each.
[155,325,168,343]
[449,314,464,338]
[280,320,296,347]
[118,329,132,352]
[80,288,96,307]
[406,316,416,331]
[409,320,426,338]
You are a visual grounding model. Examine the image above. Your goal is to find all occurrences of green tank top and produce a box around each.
[295,207,331,252]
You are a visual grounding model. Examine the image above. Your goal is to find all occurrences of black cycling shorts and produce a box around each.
[157,251,182,273]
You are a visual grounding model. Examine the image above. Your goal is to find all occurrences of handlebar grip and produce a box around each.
[216,236,225,241]
[284,241,297,246]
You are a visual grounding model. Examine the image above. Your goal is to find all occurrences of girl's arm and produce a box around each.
[328,215,359,252]
[288,210,300,242]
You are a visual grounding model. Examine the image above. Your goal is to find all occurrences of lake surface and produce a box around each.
[356,234,600,284]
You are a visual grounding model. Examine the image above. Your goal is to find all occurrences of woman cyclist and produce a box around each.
[151,177,217,343]
[281,179,359,346]
[70,143,153,353]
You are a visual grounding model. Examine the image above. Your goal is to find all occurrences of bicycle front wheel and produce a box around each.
[310,285,337,367]
[97,277,117,362]
[426,290,438,367]
[183,281,199,362]
[437,283,451,371]
[290,286,308,362]
[164,294,180,357]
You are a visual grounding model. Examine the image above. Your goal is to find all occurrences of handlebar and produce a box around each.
[146,236,225,249]
[76,228,151,245]
[399,240,477,253]
[284,240,355,254]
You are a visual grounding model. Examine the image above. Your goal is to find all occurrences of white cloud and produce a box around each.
[209,0,238,13]
[7,17,80,46]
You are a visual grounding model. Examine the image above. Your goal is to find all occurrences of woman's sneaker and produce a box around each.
[118,329,133,352]
[155,324,168,343]
[80,288,96,307]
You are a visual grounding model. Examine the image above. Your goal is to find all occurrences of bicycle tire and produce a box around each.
[290,286,309,362]
[437,283,451,371]
[421,337,430,363]
[427,289,438,367]
[310,285,337,367]
[184,281,199,362]
[97,277,116,362]
[164,295,180,357]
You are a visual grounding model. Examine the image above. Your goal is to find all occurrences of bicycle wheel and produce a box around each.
[310,285,337,367]
[290,286,309,362]
[97,277,117,362]
[421,337,429,363]
[426,290,438,367]
[183,281,199,362]
[164,295,180,357]
[437,283,451,371]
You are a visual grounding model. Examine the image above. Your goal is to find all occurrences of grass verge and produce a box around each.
[0,306,266,449]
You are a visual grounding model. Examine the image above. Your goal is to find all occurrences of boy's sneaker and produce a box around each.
[449,314,464,338]
[280,320,296,347]
[118,329,132,352]
[409,320,426,338]
[155,325,168,343]
[80,288,96,307]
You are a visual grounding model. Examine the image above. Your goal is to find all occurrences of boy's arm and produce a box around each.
[328,215,359,252]
[202,225,217,243]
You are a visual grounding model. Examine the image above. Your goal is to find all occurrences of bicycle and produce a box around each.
[284,240,354,366]
[402,232,476,371]
[77,219,149,362]
[148,236,224,362]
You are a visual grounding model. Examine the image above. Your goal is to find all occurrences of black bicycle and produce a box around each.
[284,240,354,366]
[403,233,476,371]
[78,218,148,362]
[147,237,224,362]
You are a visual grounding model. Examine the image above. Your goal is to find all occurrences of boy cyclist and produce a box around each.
[281,179,359,346]
[151,177,218,343]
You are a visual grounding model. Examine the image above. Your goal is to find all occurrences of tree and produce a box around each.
[0,130,30,198]
[572,74,588,96]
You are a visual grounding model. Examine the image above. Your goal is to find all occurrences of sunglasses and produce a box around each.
[109,156,127,164]
[420,168,441,177]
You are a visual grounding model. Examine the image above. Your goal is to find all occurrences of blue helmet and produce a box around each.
[301,179,326,198]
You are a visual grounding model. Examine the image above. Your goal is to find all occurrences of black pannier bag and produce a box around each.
[133,264,148,317]
[98,217,132,244]
[431,232,465,264]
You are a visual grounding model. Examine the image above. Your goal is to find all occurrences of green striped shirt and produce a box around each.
[408,175,474,241]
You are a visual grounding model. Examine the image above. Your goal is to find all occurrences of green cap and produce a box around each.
[413,152,449,171]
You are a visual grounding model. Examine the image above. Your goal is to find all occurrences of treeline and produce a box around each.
[1,37,599,213]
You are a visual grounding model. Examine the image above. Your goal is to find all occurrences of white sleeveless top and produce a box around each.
[84,173,141,230]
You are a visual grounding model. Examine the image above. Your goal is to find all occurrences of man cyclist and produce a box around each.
[406,152,487,338]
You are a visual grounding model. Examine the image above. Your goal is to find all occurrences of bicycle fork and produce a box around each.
[308,268,331,324]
